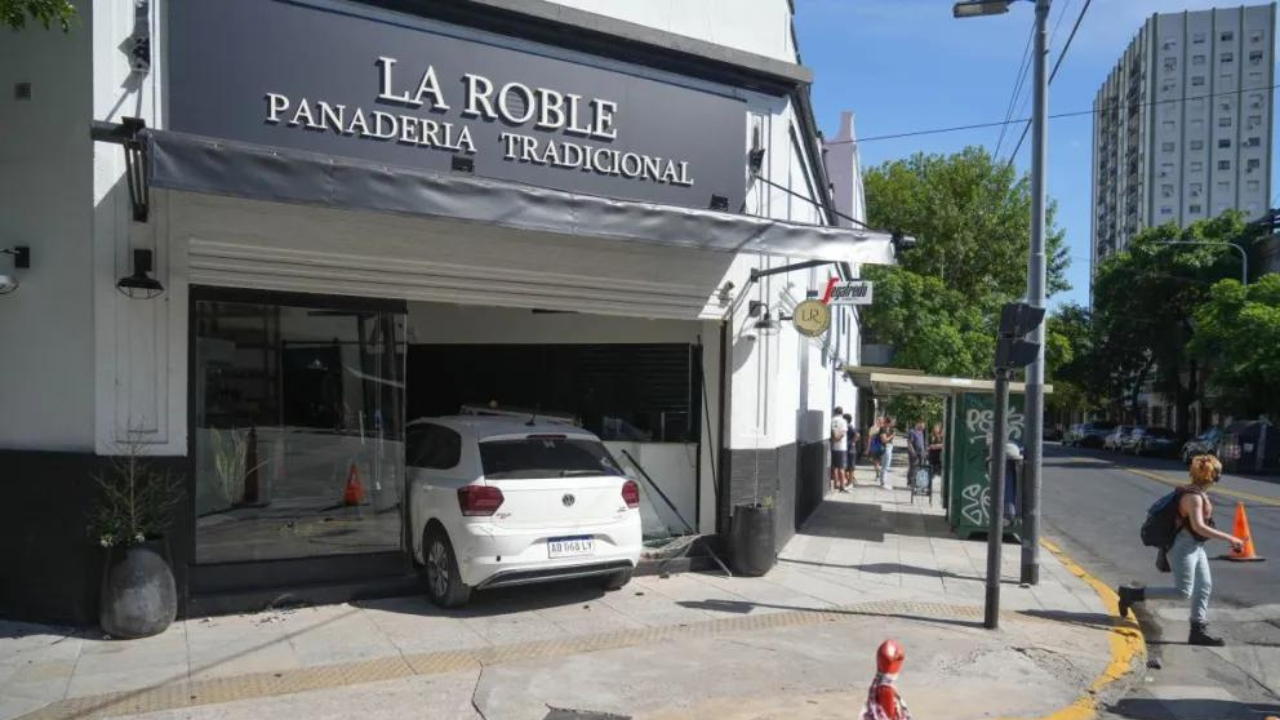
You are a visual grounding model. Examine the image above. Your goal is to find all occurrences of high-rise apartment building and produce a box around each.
[1092,4,1275,270]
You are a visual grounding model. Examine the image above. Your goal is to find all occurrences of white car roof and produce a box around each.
[408,415,602,442]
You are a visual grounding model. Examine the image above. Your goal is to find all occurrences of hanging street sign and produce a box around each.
[792,299,831,337]
[823,279,874,306]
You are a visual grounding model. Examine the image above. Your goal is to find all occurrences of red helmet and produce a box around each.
[877,639,905,674]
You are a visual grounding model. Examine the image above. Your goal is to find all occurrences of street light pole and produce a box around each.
[1149,240,1250,285]
[1020,0,1050,587]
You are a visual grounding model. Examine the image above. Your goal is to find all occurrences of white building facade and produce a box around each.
[1092,3,1275,268]
[0,0,888,622]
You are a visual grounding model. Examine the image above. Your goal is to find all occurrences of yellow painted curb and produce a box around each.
[1124,467,1280,508]
[1004,538,1147,720]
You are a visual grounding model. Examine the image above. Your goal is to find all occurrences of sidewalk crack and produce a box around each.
[470,659,490,720]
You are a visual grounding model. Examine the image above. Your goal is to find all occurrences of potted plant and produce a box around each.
[730,494,776,577]
[90,434,181,639]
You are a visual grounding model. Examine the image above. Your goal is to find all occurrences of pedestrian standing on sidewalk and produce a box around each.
[878,418,897,489]
[867,416,884,477]
[1117,455,1246,646]
[927,424,945,479]
[906,421,925,490]
[844,413,859,488]
[831,407,849,493]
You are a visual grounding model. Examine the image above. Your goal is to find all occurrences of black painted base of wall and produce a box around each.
[0,450,192,625]
[722,440,827,553]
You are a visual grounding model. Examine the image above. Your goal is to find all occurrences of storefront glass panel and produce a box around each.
[193,297,406,564]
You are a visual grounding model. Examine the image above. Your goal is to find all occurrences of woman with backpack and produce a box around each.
[1117,455,1245,646]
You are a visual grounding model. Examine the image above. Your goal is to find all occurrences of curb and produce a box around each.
[1031,538,1148,720]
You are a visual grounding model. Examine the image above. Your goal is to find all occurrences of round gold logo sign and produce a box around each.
[792,299,831,337]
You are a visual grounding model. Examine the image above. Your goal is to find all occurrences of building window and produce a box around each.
[1190,182,1203,197]
[1248,115,1263,129]
[1161,81,1176,93]
[1192,119,1205,131]
[1162,183,1175,198]
[1246,136,1261,148]
[1162,141,1176,152]
[1218,116,1233,128]
[193,296,408,564]
[1191,140,1205,151]
[1221,31,1235,42]
[1191,161,1205,173]
[1218,138,1232,149]
[1160,163,1176,178]
[1193,54,1206,66]
[1222,52,1234,63]
[1247,158,1261,172]
[1193,32,1206,44]
[1251,93,1265,109]
[1220,100,1233,112]
[1192,75,1206,86]
[1219,160,1232,171]
[1221,74,1235,85]
[1249,71,1264,83]
[1250,50,1265,65]
[1191,204,1203,213]
[1161,206,1174,215]
[1162,120,1176,132]
[1248,180,1261,192]
[1250,30,1264,43]
[1218,181,1231,193]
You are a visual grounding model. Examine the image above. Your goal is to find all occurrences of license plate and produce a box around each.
[548,536,595,558]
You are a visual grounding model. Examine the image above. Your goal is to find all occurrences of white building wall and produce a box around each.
[546,0,797,64]
[0,1,96,451]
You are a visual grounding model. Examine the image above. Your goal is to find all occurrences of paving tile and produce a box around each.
[188,640,301,681]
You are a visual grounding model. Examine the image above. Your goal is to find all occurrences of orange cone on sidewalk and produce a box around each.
[1225,502,1265,562]
[343,463,365,506]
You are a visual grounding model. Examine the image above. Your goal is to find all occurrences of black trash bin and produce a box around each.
[730,503,776,576]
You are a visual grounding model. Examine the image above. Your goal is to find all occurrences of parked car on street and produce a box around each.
[1130,427,1181,457]
[407,416,642,608]
[1070,421,1117,448]
[1118,426,1147,454]
[1063,423,1084,446]
[1181,426,1224,465]
[1103,425,1133,452]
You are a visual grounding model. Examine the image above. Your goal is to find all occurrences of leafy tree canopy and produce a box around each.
[1189,274,1280,419]
[863,146,1071,303]
[2,0,76,30]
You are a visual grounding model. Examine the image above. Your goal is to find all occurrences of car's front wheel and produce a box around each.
[599,568,633,591]
[422,528,472,609]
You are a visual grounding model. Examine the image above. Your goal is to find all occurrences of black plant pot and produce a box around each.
[730,503,776,577]
[100,540,177,639]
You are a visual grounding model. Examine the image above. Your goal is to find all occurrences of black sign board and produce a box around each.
[167,0,747,211]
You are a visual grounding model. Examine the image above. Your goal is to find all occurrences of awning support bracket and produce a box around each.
[90,117,150,223]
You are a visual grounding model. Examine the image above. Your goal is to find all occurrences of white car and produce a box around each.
[407,416,642,607]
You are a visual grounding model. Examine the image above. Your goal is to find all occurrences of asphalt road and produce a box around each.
[1040,443,1280,720]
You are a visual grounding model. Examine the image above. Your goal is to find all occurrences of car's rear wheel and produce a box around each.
[599,568,633,591]
[423,528,471,609]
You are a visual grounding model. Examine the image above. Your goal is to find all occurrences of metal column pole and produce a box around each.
[1021,0,1050,587]
[985,370,1011,630]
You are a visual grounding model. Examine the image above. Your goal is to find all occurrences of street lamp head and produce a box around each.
[953,0,1013,18]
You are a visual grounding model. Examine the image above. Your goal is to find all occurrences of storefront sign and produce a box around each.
[824,280,874,306]
[167,0,745,211]
[792,299,831,337]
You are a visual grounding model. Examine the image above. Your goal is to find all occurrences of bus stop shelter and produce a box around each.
[844,366,1052,539]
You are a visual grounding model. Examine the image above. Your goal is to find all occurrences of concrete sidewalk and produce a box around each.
[0,469,1140,720]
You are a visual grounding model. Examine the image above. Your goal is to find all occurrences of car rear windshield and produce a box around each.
[1147,427,1176,438]
[479,436,624,479]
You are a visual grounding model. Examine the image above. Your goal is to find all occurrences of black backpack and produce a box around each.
[1141,489,1194,548]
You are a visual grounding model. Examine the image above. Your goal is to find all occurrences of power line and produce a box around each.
[826,82,1280,146]
[994,20,1036,159]
[1004,0,1093,167]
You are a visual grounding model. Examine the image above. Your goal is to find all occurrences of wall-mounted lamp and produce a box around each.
[752,307,781,336]
[117,248,164,299]
[748,147,766,175]
[0,246,30,296]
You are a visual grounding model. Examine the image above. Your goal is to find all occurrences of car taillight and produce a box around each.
[458,485,504,516]
[622,480,640,509]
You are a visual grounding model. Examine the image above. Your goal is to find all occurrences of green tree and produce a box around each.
[863,146,1071,302]
[1091,213,1247,431]
[1190,274,1280,419]
[2,0,76,30]
[1044,303,1101,421]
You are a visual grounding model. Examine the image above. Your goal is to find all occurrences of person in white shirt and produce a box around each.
[831,407,849,493]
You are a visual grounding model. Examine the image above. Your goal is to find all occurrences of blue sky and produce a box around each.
[796,0,1275,310]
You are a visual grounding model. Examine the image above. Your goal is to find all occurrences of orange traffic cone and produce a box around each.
[343,463,365,506]
[1225,502,1265,562]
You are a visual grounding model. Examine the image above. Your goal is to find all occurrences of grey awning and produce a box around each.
[844,366,1054,397]
[143,129,896,265]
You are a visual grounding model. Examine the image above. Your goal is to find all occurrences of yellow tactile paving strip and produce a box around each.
[16,600,984,720]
